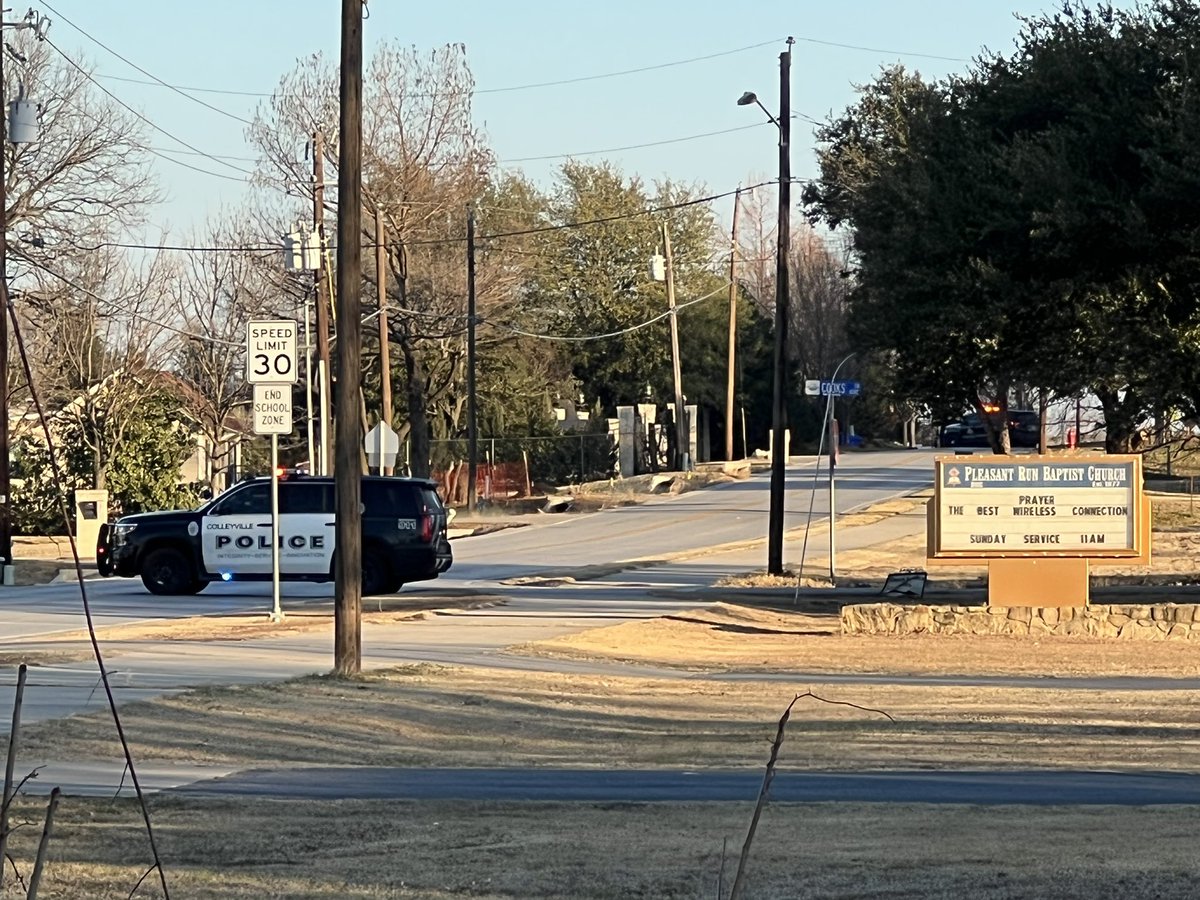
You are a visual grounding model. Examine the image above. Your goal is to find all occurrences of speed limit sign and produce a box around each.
[245,320,298,384]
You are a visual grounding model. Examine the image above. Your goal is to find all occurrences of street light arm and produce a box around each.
[754,98,780,129]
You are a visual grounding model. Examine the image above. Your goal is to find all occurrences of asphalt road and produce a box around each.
[442,449,936,584]
[171,766,1200,805]
[0,449,936,642]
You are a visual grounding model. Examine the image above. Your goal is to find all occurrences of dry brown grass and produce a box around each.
[2,796,1198,899]
[13,594,501,646]
[18,653,1200,774]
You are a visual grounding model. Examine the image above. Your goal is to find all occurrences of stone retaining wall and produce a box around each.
[841,602,1200,640]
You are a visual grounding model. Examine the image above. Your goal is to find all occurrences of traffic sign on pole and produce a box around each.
[364,422,399,470]
[246,320,298,384]
[253,383,293,435]
[820,380,862,397]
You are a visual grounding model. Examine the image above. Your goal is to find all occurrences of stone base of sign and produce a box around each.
[841,602,1200,640]
[987,557,1090,607]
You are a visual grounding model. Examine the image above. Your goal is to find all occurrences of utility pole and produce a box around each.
[0,28,12,584]
[766,39,793,575]
[375,208,393,474]
[334,0,363,676]
[0,10,45,586]
[661,222,688,471]
[313,130,332,477]
[725,187,741,462]
[466,207,478,511]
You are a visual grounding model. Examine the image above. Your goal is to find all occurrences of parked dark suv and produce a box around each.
[940,409,1039,449]
[97,475,452,596]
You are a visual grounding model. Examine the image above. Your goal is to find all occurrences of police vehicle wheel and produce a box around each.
[361,549,398,596]
[141,548,198,596]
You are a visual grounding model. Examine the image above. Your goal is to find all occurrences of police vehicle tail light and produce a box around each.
[417,513,434,543]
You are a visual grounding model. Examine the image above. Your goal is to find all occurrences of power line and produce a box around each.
[40,71,259,182]
[40,1,255,125]
[475,40,783,93]
[44,37,254,180]
[148,146,261,164]
[497,122,770,164]
[85,33,973,101]
[68,180,780,254]
[16,253,245,347]
[795,35,969,63]
[87,38,786,100]
[498,282,731,342]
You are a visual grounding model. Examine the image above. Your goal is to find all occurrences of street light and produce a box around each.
[739,36,793,576]
[0,10,47,587]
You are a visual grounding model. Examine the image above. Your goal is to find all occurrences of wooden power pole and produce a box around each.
[661,223,687,471]
[375,208,393,474]
[466,207,478,512]
[334,0,364,676]
[725,187,741,462]
[312,129,332,476]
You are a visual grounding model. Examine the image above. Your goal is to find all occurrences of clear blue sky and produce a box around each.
[38,0,1137,235]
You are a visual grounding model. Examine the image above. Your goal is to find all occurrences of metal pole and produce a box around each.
[269,434,282,622]
[0,40,11,583]
[375,209,393,475]
[766,38,793,576]
[828,416,838,584]
[0,663,26,888]
[334,0,363,676]
[304,298,315,473]
[726,188,741,461]
[313,130,332,476]
[662,222,688,471]
[466,208,478,511]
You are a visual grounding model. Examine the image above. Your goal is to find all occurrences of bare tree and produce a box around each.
[734,182,852,381]
[5,30,157,266]
[171,215,287,491]
[18,250,176,491]
[0,29,160,489]
[249,42,511,476]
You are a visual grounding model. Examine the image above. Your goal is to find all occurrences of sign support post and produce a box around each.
[829,419,839,583]
[247,319,297,623]
[927,454,1151,607]
[269,434,283,623]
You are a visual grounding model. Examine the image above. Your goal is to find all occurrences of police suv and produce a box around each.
[96,475,453,596]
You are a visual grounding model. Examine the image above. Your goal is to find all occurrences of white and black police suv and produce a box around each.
[96,474,453,596]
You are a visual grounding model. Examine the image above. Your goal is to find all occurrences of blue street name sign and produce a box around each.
[821,380,862,397]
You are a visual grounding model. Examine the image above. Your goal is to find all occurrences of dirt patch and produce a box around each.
[11,559,76,587]
[3,797,1197,899]
[0,649,95,667]
[518,600,1200,677]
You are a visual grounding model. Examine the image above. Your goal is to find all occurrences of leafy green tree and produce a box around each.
[515,162,753,440]
[11,389,201,535]
[805,2,1200,452]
